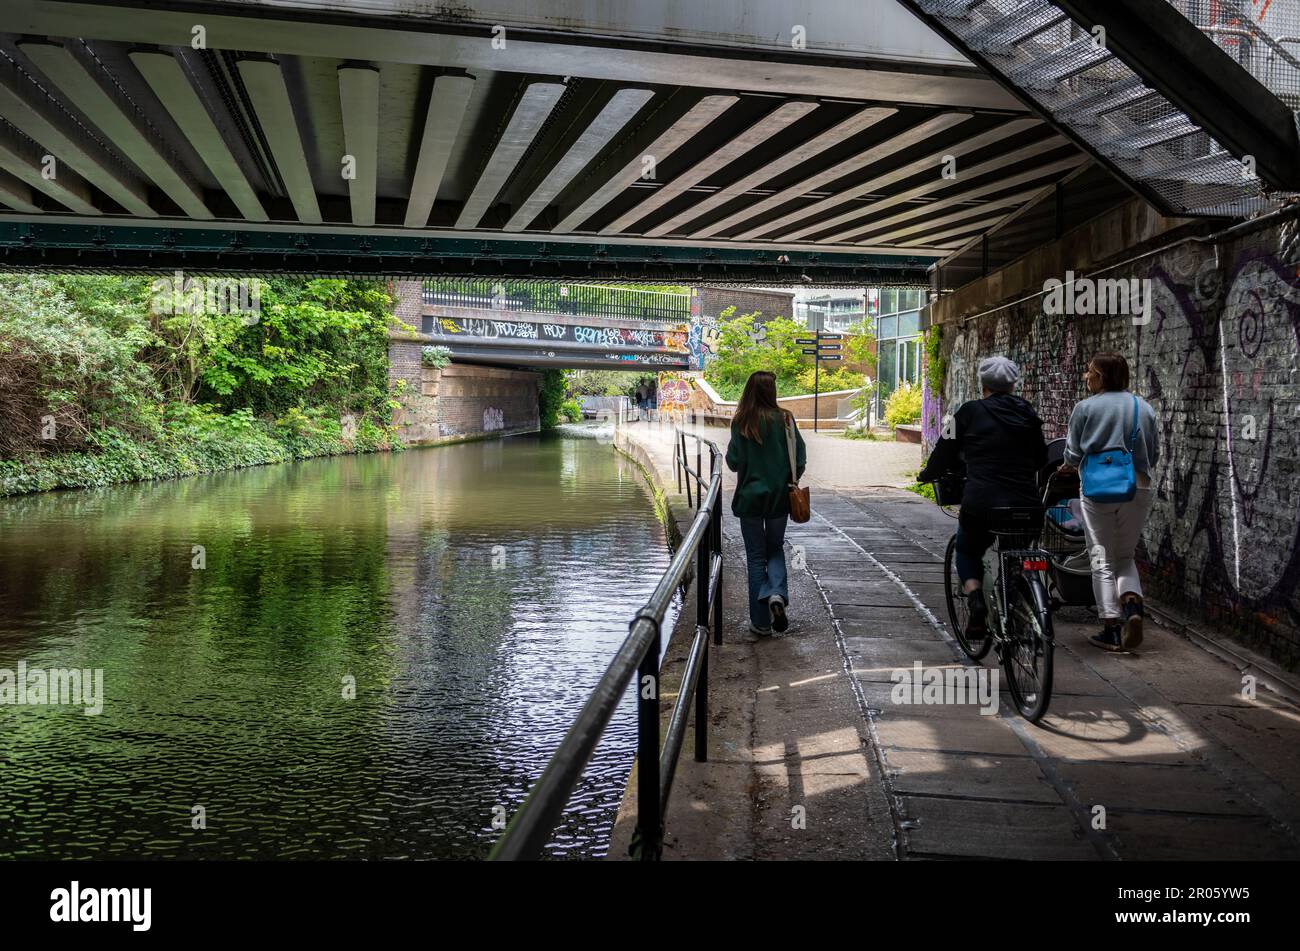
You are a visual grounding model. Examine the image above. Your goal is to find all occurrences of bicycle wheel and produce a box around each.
[1002,573,1054,722]
[944,534,991,661]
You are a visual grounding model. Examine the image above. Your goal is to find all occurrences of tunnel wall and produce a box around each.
[388,337,540,446]
[930,201,1300,666]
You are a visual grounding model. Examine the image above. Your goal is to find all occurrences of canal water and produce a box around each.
[0,429,676,859]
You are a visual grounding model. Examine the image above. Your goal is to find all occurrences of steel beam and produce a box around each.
[755,116,1041,241]
[645,106,896,238]
[896,211,1026,248]
[0,220,937,282]
[0,121,97,214]
[690,111,972,240]
[824,153,1087,244]
[0,170,41,213]
[405,74,475,228]
[456,81,566,229]
[236,56,322,223]
[17,39,211,219]
[505,87,655,232]
[599,100,817,236]
[799,133,1071,244]
[130,49,268,222]
[338,64,380,227]
[553,93,739,234]
[0,55,155,216]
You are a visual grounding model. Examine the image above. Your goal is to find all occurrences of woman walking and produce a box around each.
[1059,352,1160,652]
[725,371,807,636]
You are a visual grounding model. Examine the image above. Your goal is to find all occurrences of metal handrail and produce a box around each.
[422,280,691,323]
[490,430,723,861]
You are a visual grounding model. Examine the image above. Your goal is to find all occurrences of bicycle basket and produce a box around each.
[1042,502,1086,557]
[985,506,1044,545]
[934,470,965,506]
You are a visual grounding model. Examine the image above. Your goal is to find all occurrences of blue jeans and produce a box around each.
[739,516,789,627]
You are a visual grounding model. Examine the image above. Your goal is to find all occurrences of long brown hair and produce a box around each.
[1089,351,1130,391]
[734,371,789,442]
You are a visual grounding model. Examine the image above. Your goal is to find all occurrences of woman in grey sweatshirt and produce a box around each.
[1060,351,1160,652]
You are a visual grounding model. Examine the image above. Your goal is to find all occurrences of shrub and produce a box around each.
[884,382,923,428]
[538,368,567,430]
[560,399,583,422]
[421,345,452,368]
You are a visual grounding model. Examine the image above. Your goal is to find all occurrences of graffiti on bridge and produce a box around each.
[437,316,687,352]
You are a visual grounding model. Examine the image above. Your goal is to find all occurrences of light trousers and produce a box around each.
[1079,486,1155,620]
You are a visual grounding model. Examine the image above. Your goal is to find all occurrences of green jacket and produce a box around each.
[725,411,807,518]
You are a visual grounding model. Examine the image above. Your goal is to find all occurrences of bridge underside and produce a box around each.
[0,0,1094,280]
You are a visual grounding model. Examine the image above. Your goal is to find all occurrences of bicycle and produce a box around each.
[930,475,1056,723]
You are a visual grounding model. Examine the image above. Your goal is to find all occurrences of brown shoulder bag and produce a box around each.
[786,415,810,523]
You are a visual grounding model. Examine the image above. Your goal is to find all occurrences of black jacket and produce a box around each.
[918,393,1047,511]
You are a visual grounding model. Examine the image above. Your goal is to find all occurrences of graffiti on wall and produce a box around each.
[658,371,694,415]
[936,234,1300,659]
[688,317,721,370]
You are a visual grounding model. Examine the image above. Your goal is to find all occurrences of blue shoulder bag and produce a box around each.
[1080,394,1139,503]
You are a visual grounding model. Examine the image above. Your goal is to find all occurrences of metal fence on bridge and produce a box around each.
[423,280,691,323]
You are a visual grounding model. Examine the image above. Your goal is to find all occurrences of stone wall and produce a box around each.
[388,337,539,446]
[930,200,1300,665]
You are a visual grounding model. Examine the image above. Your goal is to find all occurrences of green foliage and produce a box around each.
[907,480,937,502]
[0,274,399,496]
[704,306,873,400]
[421,344,452,368]
[884,381,923,428]
[0,276,163,455]
[794,364,866,394]
[843,319,877,372]
[560,399,583,422]
[538,368,567,430]
[565,369,639,398]
[925,324,945,390]
[198,279,392,423]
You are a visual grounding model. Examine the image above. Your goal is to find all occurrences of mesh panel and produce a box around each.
[915,0,1295,217]
[1167,0,1300,109]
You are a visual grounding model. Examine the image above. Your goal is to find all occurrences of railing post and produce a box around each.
[634,612,662,861]
[695,517,710,764]
[711,495,723,646]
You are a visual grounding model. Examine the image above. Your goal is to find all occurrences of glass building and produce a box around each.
[873,287,925,418]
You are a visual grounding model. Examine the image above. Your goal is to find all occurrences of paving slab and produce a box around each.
[882,749,1062,804]
[1052,761,1260,817]
[1105,812,1300,860]
[899,797,1096,860]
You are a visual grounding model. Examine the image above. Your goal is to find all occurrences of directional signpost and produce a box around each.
[797,331,844,432]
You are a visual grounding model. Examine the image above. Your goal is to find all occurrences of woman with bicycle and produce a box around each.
[1057,352,1160,652]
[725,371,807,637]
[919,356,1047,641]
